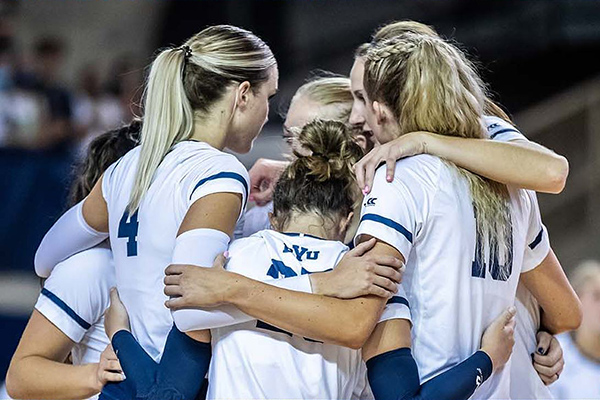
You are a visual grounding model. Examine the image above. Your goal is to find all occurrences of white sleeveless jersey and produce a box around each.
[102,141,249,361]
[208,230,411,400]
[34,244,114,400]
[356,153,550,399]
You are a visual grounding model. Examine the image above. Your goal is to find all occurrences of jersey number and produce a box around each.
[471,209,513,281]
[118,210,139,257]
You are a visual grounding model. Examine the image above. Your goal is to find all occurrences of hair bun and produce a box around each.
[291,119,363,182]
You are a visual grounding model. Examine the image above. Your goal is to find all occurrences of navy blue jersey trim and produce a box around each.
[41,288,92,330]
[386,296,410,308]
[490,128,522,140]
[190,172,249,207]
[360,214,413,243]
[529,228,544,250]
[281,232,326,241]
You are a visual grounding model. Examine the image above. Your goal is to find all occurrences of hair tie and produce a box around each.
[180,45,192,59]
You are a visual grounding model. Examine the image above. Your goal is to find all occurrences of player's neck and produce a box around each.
[189,107,229,150]
[281,214,341,241]
[574,327,600,361]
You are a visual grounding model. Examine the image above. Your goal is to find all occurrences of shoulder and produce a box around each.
[483,115,525,142]
[374,154,444,191]
[226,233,268,275]
[183,145,249,187]
[45,246,115,292]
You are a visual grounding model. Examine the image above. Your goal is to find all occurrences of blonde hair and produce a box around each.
[364,33,512,263]
[357,20,515,124]
[293,75,353,123]
[272,119,363,230]
[570,260,600,296]
[129,25,276,212]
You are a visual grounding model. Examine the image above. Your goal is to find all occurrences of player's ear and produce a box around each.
[373,101,389,125]
[268,211,280,231]
[234,81,252,111]
[339,211,354,238]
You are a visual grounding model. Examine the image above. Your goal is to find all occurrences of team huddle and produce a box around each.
[5,21,581,400]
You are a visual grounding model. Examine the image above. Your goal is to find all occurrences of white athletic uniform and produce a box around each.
[486,116,555,399]
[356,149,550,399]
[242,201,273,238]
[511,285,554,399]
[208,230,411,400]
[34,243,114,400]
[549,333,600,400]
[102,141,249,361]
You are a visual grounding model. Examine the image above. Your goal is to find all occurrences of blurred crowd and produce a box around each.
[0,15,140,157]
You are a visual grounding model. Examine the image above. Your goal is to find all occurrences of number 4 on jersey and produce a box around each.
[118,210,139,257]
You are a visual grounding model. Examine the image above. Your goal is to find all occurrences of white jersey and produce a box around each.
[549,333,600,400]
[486,115,555,399]
[34,244,114,400]
[102,141,249,361]
[511,284,554,399]
[208,230,411,400]
[242,201,273,238]
[356,154,550,399]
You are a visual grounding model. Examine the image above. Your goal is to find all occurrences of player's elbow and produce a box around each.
[6,362,28,398]
[562,300,583,332]
[544,156,569,194]
[546,300,583,334]
[337,319,374,349]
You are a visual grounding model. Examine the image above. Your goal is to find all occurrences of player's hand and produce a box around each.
[354,131,430,194]
[532,331,564,385]
[480,306,517,371]
[164,253,240,309]
[93,344,124,391]
[310,238,404,299]
[249,158,289,206]
[104,288,131,340]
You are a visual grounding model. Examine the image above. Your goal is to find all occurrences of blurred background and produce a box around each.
[1,0,599,389]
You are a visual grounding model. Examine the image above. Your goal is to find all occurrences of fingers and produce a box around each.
[372,276,398,294]
[105,360,122,372]
[385,158,396,183]
[367,284,393,299]
[252,186,274,206]
[109,287,122,307]
[164,285,183,298]
[165,297,185,310]
[164,274,181,286]
[102,344,118,360]
[535,331,553,356]
[350,237,376,257]
[364,160,378,193]
[354,160,367,190]
[101,371,126,383]
[371,255,403,270]
[497,306,517,326]
[373,265,403,283]
[212,253,227,269]
[165,264,184,276]
[533,336,563,366]
[533,357,564,379]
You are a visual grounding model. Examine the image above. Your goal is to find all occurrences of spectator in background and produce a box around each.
[5,36,74,151]
[104,55,142,122]
[73,64,126,156]
[28,37,74,151]
[550,260,600,399]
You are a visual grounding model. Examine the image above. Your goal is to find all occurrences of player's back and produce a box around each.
[358,154,543,399]
[208,230,368,400]
[102,141,248,361]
